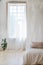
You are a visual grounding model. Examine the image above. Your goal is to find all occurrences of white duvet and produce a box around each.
[26,48,43,64]
[0,49,43,65]
[0,50,27,65]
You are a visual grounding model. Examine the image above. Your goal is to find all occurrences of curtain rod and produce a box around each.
[7,1,26,3]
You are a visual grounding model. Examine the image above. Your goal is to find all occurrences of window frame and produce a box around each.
[6,1,27,39]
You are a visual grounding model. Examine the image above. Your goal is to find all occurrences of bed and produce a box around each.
[26,48,43,65]
[0,49,43,65]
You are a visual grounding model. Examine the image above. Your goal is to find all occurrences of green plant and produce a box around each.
[1,38,7,51]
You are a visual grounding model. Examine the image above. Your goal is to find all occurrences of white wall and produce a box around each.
[0,0,43,50]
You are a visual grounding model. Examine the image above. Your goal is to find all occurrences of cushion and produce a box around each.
[31,42,43,48]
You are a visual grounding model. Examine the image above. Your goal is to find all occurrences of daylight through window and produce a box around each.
[7,2,27,41]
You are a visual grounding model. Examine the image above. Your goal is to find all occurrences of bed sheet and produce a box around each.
[26,48,43,64]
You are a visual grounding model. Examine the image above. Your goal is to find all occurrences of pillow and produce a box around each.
[31,42,43,48]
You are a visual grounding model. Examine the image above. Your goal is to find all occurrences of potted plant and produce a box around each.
[1,38,7,51]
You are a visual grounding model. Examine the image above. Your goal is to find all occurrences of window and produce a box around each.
[7,2,27,41]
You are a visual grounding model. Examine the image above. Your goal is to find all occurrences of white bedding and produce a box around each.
[0,50,27,65]
[0,49,43,65]
[26,48,43,64]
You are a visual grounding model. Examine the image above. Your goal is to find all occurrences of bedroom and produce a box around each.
[0,0,43,65]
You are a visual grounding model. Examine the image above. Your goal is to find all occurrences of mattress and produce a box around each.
[26,48,43,64]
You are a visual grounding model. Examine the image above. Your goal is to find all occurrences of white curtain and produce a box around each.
[31,0,43,42]
[7,3,27,42]
[26,0,43,49]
